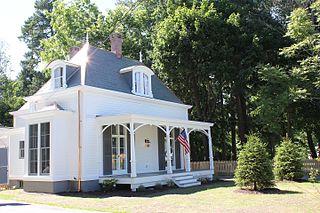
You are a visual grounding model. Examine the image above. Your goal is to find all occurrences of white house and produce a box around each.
[6,33,214,193]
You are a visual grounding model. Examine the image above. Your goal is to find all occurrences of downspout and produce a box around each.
[77,89,81,192]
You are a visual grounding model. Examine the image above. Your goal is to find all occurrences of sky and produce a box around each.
[0,0,116,79]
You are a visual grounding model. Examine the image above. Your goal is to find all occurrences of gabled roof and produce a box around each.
[63,45,182,104]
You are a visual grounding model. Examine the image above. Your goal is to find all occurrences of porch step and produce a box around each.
[179,182,201,188]
[174,175,194,181]
[172,174,201,188]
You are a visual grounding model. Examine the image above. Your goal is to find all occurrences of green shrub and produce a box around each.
[308,168,319,183]
[235,134,274,190]
[167,180,176,188]
[198,177,210,184]
[137,185,146,192]
[154,183,163,189]
[273,138,305,181]
[100,179,117,192]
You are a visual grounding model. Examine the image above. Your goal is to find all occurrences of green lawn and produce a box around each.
[0,180,319,213]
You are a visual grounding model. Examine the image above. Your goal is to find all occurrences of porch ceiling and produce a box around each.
[96,113,213,130]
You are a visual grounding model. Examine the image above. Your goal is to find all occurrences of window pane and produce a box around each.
[19,141,24,159]
[29,124,38,175]
[119,125,124,135]
[40,122,50,175]
[143,73,148,95]
[135,72,140,93]
[54,67,63,78]
[112,125,117,135]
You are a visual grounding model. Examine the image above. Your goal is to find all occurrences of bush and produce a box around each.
[308,168,319,183]
[154,183,163,189]
[198,177,210,184]
[137,185,146,192]
[166,180,176,188]
[273,138,305,181]
[100,179,117,192]
[235,134,274,190]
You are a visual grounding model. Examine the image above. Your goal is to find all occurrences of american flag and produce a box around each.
[176,129,190,154]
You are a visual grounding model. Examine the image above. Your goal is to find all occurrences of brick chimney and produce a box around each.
[69,46,80,59]
[109,33,123,58]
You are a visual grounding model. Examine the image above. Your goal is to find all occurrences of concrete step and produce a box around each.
[173,175,194,181]
[178,178,198,185]
[179,182,201,188]
[172,174,201,188]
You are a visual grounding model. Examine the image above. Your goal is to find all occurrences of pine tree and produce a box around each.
[235,134,274,190]
[274,138,305,180]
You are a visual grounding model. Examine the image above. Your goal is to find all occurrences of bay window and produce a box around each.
[28,122,50,176]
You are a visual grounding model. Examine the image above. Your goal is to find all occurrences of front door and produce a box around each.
[165,130,176,170]
[111,125,127,175]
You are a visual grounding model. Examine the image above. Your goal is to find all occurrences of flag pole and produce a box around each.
[184,147,186,171]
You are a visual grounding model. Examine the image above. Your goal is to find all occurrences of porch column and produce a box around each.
[130,122,137,178]
[165,125,173,174]
[208,128,214,175]
[185,128,191,172]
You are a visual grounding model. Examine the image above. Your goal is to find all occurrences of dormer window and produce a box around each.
[54,67,64,88]
[48,60,69,90]
[134,72,151,96]
[120,65,154,98]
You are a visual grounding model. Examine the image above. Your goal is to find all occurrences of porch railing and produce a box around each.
[191,160,237,176]
[191,159,320,176]
[302,159,320,172]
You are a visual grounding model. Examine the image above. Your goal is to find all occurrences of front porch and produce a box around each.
[99,169,212,191]
[96,114,214,190]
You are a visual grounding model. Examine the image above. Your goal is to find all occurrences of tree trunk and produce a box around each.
[231,110,237,160]
[316,132,320,157]
[220,86,226,160]
[235,91,248,144]
[254,182,257,191]
[287,106,293,139]
[306,130,317,159]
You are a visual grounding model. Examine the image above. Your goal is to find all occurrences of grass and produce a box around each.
[0,180,320,213]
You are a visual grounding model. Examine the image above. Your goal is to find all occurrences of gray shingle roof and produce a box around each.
[67,45,182,104]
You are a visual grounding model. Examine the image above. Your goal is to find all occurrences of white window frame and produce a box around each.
[51,64,67,90]
[111,124,127,175]
[19,140,24,159]
[120,65,154,98]
[132,70,153,97]
[28,122,51,176]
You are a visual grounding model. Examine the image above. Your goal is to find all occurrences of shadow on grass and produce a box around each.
[58,180,236,198]
[0,202,30,207]
[234,187,302,195]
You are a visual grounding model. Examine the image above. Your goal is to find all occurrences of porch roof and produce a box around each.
[96,114,213,130]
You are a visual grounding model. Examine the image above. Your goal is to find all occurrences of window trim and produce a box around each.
[40,122,50,176]
[28,122,51,176]
[51,64,67,90]
[28,124,38,176]
[19,140,25,159]
[132,70,153,97]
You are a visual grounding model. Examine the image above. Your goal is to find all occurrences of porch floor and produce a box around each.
[99,169,213,191]
[100,169,189,178]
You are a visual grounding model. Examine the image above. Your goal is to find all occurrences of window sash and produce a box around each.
[40,122,50,175]
[28,122,50,176]
[53,67,64,88]
[134,72,150,96]
[29,124,38,175]
[143,73,149,95]
[19,141,24,159]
